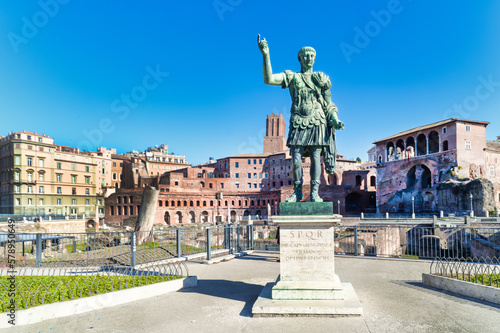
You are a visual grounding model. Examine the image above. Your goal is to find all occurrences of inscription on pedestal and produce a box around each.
[280,226,335,281]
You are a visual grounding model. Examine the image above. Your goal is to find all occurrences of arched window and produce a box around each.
[442,140,449,151]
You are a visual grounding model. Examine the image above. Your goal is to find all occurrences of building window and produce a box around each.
[72,175,77,183]
[14,156,20,165]
[57,174,62,182]
[247,173,251,178]
[112,173,117,180]
[235,162,239,168]
[14,185,20,193]
[85,188,90,196]
[28,198,32,205]
[57,187,62,194]
[209,183,213,189]
[442,127,447,134]
[85,176,90,184]
[57,198,61,205]
[72,164,76,171]
[248,159,251,164]
[39,172,44,181]
[235,183,239,188]
[370,176,376,187]
[27,157,33,166]
[465,140,471,150]
[57,162,61,169]
[259,173,262,178]
[27,172,33,182]
[98,199,103,205]
[248,183,251,188]
[15,198,20,206]
[72,199,76,205]
[490,166,495,177]
[27,185,33,193]
[38,159,44,167]
[85,166,90,172]
[220,183,224,189]
[465,125,471,132]
[72,188,76,195]
[235,173,239,178]
[39,186,44,194]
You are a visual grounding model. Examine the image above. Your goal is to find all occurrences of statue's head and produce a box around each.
[298,46,316,68]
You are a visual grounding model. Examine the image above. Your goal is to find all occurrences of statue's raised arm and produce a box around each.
[257,34,283,86]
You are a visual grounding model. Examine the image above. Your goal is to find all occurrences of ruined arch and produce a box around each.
[345,193,362,213]
[428,131,439,154]
[201,211,209,223]
[406,137,415,157]
[442,140,448,151]
[396,139,405,159]
[189,211,196,223]
[386,142,395,161]
[406,165,432,189]
[175,211,183,224]
[329,173,338,185]
[417,134,427,156]
[164,211,170,224]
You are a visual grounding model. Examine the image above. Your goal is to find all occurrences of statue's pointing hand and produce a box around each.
[258,34,269,56]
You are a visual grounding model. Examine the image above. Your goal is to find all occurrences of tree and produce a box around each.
[356,157,362,163]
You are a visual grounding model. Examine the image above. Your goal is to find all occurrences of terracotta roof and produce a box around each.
[373,118,489,144]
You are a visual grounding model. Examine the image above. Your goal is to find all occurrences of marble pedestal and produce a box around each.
[252,202,362,316]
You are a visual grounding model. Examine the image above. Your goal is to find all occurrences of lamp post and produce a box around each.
[411,196,415,219]
[337,200,340,215]
[469,193,474,217]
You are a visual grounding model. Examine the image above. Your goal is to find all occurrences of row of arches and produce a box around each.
[164,209,265,224]
[158,199,278,208]
[383,131,449,162]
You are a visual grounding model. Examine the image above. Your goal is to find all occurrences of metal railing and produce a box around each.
[430,257,500,288]
[1,225,255,268]
[3,224,499,268]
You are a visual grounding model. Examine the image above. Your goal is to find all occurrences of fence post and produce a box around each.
[130,231,136,267]
[72,238,77,253]
[235,225,239,252]
[35,233,42,267]
[206,227,212,260]
[246,225,250,250]
[354,226,359,256]
[228,226,232,254]
[250,224,254,249]
[176,228,181,258]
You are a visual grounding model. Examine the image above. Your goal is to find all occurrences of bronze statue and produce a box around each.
[258,35,344,202]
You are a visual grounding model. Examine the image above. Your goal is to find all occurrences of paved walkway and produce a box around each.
[4,253,500,333]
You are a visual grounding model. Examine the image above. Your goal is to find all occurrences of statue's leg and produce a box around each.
[286,146,303,202]
[310,146,323,202]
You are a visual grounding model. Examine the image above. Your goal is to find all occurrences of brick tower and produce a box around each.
[263,113,286,154]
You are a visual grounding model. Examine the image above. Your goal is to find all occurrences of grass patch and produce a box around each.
[435,273,500,287]
[0,274,182,312]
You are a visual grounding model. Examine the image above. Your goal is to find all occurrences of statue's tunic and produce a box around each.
[281,70,331,148]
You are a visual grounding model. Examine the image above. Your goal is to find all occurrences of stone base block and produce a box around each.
[253,282,362,317]
[272,275,344,300]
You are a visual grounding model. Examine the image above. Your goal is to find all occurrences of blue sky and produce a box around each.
[1,0,499,164]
